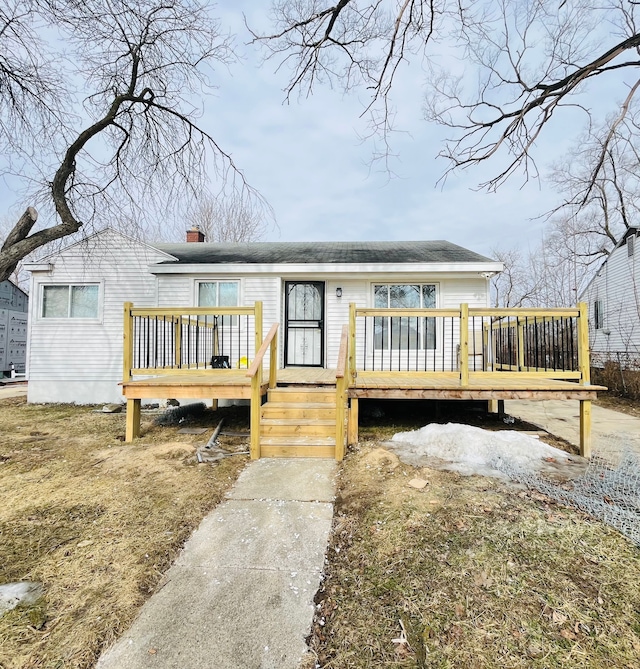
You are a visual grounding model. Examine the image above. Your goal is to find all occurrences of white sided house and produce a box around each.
[580,227,640,368]
[25,228,502,404]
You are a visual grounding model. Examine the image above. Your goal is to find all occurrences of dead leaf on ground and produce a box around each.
[552,610,568,624]
[474,571,493,588]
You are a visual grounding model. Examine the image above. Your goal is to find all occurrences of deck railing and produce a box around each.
[335,325,349,460]
[349,302,590,384]
[247,322,279,459]
[123,302,263,381]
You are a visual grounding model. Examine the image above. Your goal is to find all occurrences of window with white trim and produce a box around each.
[198,281,239,325]
[373,284,437,350]
[42,284,99,318]
[594,299,604,330]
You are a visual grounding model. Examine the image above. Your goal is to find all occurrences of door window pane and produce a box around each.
[288,283,321,321]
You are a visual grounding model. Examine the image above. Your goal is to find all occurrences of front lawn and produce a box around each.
[307,439,640,668]
[0,398,248,669]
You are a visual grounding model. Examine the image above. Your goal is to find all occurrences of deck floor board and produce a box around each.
[122,368,602,400]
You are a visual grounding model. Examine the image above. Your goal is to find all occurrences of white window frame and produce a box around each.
[195,279,241,326]
[371,282,439,351]
[39,283,101,321]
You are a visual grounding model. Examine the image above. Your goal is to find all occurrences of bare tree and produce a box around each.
[188,193,273,243]
[546,108,640,260]
[491,246,542,307]
[256,1,640,190]
[0,0,248,282]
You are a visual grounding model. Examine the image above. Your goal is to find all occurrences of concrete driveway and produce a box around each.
[506,399,640,457]
[0,382,27,400]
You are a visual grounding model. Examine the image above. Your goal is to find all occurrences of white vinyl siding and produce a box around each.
[581,238,640,364]
[27,230,168,403]
[27,230,496,401]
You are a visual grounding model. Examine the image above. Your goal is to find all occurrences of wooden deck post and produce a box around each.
[269,329,278,389]
[250,374,261,459]
[335,376,346,461]
[123,302,133,382]
[250,301,263,460]
[348,397,359,445]
[125,399,141,442]
[349,302,357,384]
[580,400,592,458]
[254,301,263,359]
[577,302,591,385]
[460,303,469,386]
[576,302,593,458]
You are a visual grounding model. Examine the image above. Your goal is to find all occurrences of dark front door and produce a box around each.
[284,281,325,367]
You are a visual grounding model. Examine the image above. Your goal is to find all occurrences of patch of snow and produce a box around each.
[387,423,571,479]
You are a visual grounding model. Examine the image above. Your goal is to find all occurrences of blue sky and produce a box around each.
[0,2,620,259]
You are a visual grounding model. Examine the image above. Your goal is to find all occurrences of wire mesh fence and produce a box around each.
[496,441,640,546]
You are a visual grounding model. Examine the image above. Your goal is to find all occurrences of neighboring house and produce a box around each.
[25,227,502,404]
[0,279,28,377]
[580,227,640,368]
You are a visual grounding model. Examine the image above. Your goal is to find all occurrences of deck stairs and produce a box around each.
[259,386,337,458]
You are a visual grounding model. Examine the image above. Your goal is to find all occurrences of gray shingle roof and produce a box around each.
[154,241,494,265]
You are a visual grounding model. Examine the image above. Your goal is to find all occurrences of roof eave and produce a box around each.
[149,261,504,275]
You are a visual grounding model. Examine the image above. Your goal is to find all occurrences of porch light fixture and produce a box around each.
[336,287,343,298]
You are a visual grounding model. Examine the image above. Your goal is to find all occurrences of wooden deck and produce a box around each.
[352,371,601,400]
[122,367,337,400]
[121,301,604,459]
[122,370,267,400]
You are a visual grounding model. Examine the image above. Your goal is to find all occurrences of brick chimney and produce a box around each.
[186,224,205,243]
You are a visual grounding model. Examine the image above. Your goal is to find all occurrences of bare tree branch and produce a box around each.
[0,0,249,282]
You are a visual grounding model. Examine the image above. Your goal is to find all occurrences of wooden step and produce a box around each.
[261,404,336,420]
[260,419,335,437]
[260,436,336,458]
[260,435,335,444]
[268,388,336,404]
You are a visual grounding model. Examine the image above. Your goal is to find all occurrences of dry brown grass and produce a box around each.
[0,398,249,669]
[309,440,640,668]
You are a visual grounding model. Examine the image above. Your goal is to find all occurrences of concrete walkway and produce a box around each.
[97,459,337,669]
[506,400,640,455]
